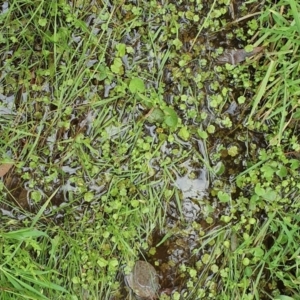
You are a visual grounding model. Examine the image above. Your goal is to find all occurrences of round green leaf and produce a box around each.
[217,191,230,203]
[129,77,145,93]
[178,126,190,141]
[147,108,164,123]
[163,107,178,128]
[214,161,225,175]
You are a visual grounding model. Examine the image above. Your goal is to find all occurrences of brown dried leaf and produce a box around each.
[0,163,13,177]
[216,47,264,65]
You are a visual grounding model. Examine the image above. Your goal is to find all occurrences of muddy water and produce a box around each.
[121,1,270,299]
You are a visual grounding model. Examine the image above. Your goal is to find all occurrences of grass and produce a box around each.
[247,0,300,145]
[1,0,300,299]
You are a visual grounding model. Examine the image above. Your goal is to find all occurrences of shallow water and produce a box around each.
[0,0,280,298]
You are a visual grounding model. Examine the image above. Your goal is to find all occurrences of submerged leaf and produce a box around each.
[216,47,264,65]
[147,108,164,123]
[0,163,13,177]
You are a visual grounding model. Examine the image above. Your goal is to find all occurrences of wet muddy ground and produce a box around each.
[0,0,295,299]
